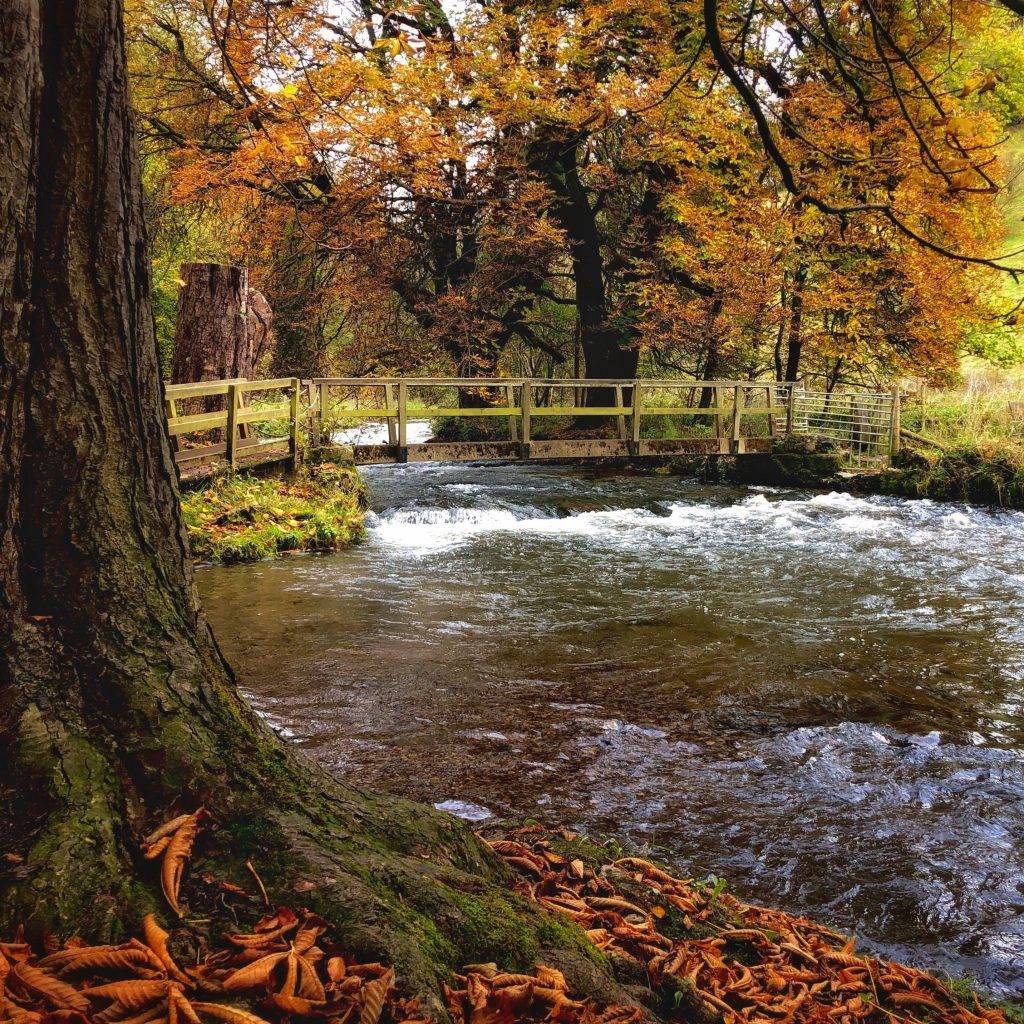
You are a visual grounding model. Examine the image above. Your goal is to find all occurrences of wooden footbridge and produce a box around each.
[164,376,900,479]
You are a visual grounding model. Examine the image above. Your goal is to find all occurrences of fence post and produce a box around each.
[731,384,743,453]
[318,380,330,445]
[630,381,642,457]
[614,384,627,441]
[786,384,796,435]
[306,381,319,446]
[506,383,519,442]
[384,383,398,445]
[289,378,300,471]
[397,381,408,463]
[889,386,901,459]
[520,380,532,459]
[765,384,778,439]
[225,382,239,472]
[714,386,727,444]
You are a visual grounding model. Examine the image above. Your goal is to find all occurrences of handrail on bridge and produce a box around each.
[164,376,900,474]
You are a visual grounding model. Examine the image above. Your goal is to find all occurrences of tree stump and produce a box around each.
[171,263,256,385]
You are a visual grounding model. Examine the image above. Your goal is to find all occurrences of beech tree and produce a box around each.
[0,2,623,1009]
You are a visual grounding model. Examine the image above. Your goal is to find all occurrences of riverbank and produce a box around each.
[688,435,1024,511]
[180,455,366,563]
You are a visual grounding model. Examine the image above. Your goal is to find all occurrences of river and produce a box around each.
[197,460,1024,995]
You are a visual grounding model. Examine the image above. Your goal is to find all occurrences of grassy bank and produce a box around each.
[903,360,1024,449]
[181,457,366,563]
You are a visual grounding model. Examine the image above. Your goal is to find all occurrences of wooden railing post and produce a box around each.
[714,386,726,444]
[889,386,901,459]
[731,385,743,453]
[307,380,320,446]
[384,383,398,445]
[506,383,519,442]
[319,380,330,443]
[289,378,300,471]
[786,384,796,435]
[397,381,408,463]
[614,384,627,441]
[766,384,778,439]
[520,380,532,458]
[225,382,239,472]
[630,381,642,456]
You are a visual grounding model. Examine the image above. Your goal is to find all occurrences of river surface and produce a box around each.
[197,461,1024,995]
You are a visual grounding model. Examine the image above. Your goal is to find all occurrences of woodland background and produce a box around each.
[127,0,1024,391]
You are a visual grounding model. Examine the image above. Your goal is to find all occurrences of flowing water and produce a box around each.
[197,461,1024,995]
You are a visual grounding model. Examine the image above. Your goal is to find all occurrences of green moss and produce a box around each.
[181,461,366,563]
[867,443,1024,509]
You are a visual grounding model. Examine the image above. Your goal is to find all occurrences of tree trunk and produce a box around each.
[0,2,625,1011]
[171,263,257,385]
[530,135,638,405]
[783,263,807,383]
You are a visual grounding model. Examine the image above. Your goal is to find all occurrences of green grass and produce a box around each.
[181,459,366,563]
[902,358,1024,451]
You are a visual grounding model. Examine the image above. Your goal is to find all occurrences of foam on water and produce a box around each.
[366,488,1024,563]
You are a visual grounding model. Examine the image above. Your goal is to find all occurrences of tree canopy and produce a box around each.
[126,0,1024,386]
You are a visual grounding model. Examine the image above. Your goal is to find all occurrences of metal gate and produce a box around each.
[789,388,897,469]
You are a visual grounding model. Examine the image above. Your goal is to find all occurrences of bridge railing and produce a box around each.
[163,376,900,474]
[165,377,301,472]
[309,377,810,461]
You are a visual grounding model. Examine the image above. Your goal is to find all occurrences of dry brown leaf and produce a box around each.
[82,980,173,1012]
[192,1002,274,1024]
[10,963,89,1013]
[267,993,328,1015]
[161,811,203,918]
[144,816,194,847]
[358,967,394,1024]
[144,837,173,862]
[142,915,190,985]
[221,953,288,993]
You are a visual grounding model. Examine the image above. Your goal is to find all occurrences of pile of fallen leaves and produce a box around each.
[0,908,413,1024]
[0,813,641,1024]
[445,965,641,1024]
[2,812,1012,1024]
[482,829,1008,1024]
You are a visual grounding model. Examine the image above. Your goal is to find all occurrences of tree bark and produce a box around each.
[530,135,638,404]
[171,263,259,385]
[0,3,625,1012]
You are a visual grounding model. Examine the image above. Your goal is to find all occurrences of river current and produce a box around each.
[197,460,1024,994]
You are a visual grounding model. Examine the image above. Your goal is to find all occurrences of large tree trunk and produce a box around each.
[783,263,807,383]
[0,2,618,1011]
[530,135,638,405]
